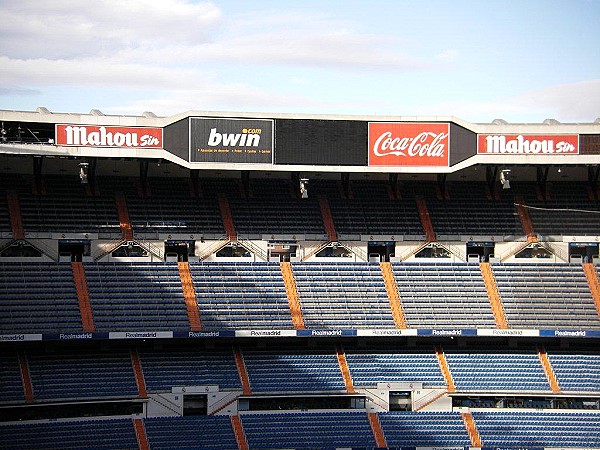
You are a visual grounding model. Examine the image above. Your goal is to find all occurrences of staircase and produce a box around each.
[538,346,561,393]
[6,191,25,240]
[514,197,537,241]
[18,351,34,403]
[218,196,237,241]
[115,194,134,241]
[71,262,96,332]
[479,262,509,329]
[230,415,249,450]
[130,348,148,398]
[178,261,202,331]
[380,262,407,328]
[233,347,252,395]
[461,411,483,447]
[435,347,455,393]
[319,198,338,242]
[582,263,600,318]
[336,346,355,394]
[280,262,305,330]
[367,412,387,448]
[416,198,436,242]
[132,418,150,450]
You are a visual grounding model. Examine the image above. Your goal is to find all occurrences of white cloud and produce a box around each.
[436,49,459,62]
[513,80,600,122]
[103,83,342,117]
[0,0,222,59]
[410,80,600,123]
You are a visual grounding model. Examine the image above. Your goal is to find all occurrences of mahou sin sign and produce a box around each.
[478,134,579,155]
[369,122,450,166]
[55,125,163,148]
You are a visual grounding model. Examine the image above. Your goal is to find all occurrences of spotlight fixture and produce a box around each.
[500,169,511,189]
[300,178,309,199]
[79,162,89,184]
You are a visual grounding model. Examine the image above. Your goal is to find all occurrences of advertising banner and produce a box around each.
[190,118,274,163]
[55,125,163,148]
[369,122,450,166]
[478,134,579,155]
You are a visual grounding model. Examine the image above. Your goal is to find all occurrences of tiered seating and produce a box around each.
[292,262,396,329]
[26,348,138,401]
[326,180,424,239]
[19,175,120,235]
[139,348,241,392]
[145,416,238,450]
[472,411,600,447]
[516,181,600,236]
[241,411,376,449]
[492,263,600,329]
[547,352,600,392]
[444,351,550,392]
[0,262,82,333]
[229,178,325,237]
[243,349,346,393]
[378,411,471,447]
[200,176,245,199]
[0,418,138,450]
[425,181,521,237]
[391,262,497,328]
[117,177,225,237]
[0,189,12,235]
[189,262,293,329]
[84,262,190,331]
[0,352,25,404]
[344,348,446,388]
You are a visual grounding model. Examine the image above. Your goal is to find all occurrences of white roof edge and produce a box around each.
[0,108,599,133]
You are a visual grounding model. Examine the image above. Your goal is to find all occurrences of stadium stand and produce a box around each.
[377,411,472,447]
[0,109,599,449]
[85,262,190,332]
[391,262,497,328]
[344,347,446,388]
[546,352,600,392]
[242,348,346,393]
[241,411,377,449]
[139,347,241,392]
[492,262,600,329]
[26,347,138,401]
[472,411,600,447]
[291,262,397,329]
[0,419,139,450]
[0,263,82,333]
[144,415,239,450]
[189,261,294,329]
[0,352,25,404]
[444,351,551,392]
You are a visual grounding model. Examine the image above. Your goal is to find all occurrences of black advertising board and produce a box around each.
[190,117,274,163]
[275,119,367,166]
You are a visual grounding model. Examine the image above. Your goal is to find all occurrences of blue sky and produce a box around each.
[0,0,598,123]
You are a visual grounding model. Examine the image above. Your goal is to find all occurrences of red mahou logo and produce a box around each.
[369,123,450,166]
[55,125,163,148]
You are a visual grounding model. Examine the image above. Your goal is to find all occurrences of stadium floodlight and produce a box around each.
[300,178,309,198]
[500,169,511,189]
[79,162,89,184]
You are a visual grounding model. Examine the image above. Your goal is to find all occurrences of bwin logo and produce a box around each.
[207,128,261,147]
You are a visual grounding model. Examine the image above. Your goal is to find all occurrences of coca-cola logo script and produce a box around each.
[369,122,450,166]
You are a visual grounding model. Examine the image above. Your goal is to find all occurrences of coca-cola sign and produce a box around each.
[478,134,579,155]
[369,122,450,166]
[55,125,163,148]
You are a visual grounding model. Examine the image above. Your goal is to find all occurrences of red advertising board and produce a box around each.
[478,134,579,155]
[55,125,163,148]
[369,122,449,166]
